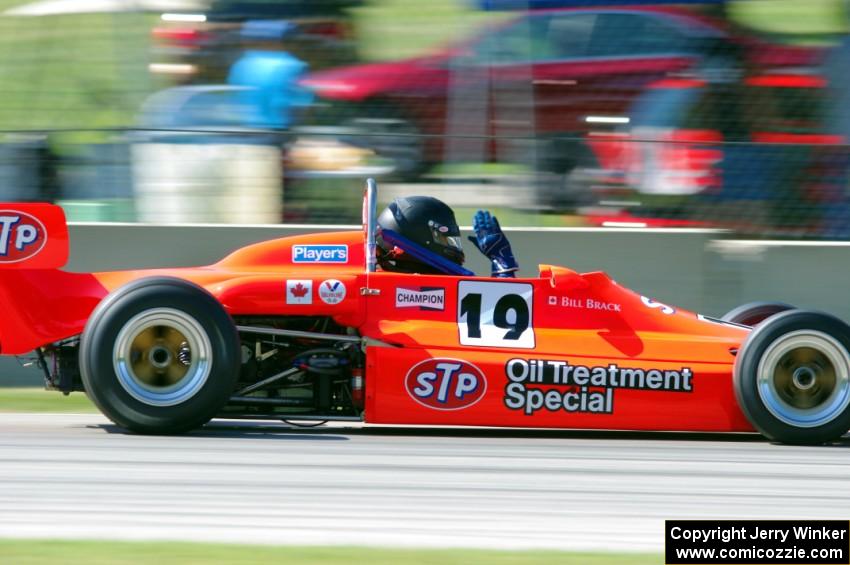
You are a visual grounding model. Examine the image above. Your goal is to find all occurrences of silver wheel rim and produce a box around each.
[757,330,850,428]
[113,308,212,407]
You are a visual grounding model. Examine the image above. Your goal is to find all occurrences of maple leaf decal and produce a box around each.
[290,283,309,298]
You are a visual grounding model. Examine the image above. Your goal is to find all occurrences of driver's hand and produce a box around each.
[468,210,518,277]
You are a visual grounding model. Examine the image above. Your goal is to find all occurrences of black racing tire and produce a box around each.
[721,301,795,327]
[734,310,850,444]
[80,277,240,434]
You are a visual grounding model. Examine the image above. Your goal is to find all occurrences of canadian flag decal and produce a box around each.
[286,279,313,305]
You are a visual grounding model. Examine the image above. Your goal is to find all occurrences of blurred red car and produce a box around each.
[577,71,843,233]
[301,4,817,177]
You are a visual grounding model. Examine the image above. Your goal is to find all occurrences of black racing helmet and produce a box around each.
[377,196,465,267]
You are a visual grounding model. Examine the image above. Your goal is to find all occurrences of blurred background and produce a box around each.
[1,0,849,236]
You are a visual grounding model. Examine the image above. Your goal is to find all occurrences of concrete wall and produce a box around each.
[703,240,850,317]
[5,223,850,385]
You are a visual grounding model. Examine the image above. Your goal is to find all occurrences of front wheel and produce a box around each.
[80,277,240,434]
[734,310,850,444]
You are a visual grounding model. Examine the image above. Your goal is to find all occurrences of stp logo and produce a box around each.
[405,358,487,410]
[0,212,46,263]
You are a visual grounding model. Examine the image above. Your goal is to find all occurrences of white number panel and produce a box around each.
[457,280,535,349]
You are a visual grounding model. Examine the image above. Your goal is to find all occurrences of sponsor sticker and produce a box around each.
[286,279,313,305]
[503,357,693,416]
[547,295,621,312]
[395,287,445,311]
[318,279,346,305]
[641,296,675,315]
[292,244,348,264]
[405,358,487,411]
[457,281,535,349]
[0,212,47,263]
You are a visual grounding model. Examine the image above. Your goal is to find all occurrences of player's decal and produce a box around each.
[318,279,346,305]
[292,244,348,264]
[405,358,487,410]
[286,279,313,305]
[396,287,445,311]
[457,280,534,349]
[641,296,675,315]
[0,211,47,263]
[503,358,694,416]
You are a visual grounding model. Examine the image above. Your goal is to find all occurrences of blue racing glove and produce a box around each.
[468,210,518,278]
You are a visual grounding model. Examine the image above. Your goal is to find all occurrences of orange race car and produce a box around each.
[1,180,848,444]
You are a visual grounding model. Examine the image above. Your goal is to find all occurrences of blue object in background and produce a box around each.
[227,20,313,130]
[240,20,297,42]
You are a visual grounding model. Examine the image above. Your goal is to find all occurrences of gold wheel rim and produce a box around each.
[113,308,212,407]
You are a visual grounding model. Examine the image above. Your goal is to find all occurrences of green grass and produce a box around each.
[352,0,506,61]
[730,0,846,39]
[0,1,156,131]
[0,387,96,413]
[0,540,660,565]
[452,206,585,227]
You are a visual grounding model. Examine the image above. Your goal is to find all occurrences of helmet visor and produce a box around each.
[427,219,464,264]
[430,224,462,250]
[435,233,463,251]
[432,229,464,261]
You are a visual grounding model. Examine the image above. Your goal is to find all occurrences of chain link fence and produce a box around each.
[0,0,848,236]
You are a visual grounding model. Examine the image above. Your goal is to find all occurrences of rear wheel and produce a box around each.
[722,301,795,326]
[734,310,850,444]
[80,277,240,434]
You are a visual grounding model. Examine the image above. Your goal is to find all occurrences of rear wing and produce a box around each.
[0,203,68,269]
[0,203,75,354]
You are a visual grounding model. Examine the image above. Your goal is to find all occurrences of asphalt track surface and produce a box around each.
[0,414,848,551]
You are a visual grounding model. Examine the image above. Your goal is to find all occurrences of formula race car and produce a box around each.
[1,180,849,444]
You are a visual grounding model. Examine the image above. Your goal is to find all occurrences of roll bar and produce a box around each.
[364,178,378,273]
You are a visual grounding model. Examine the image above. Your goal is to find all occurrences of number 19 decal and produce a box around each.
[458,281,535,349]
